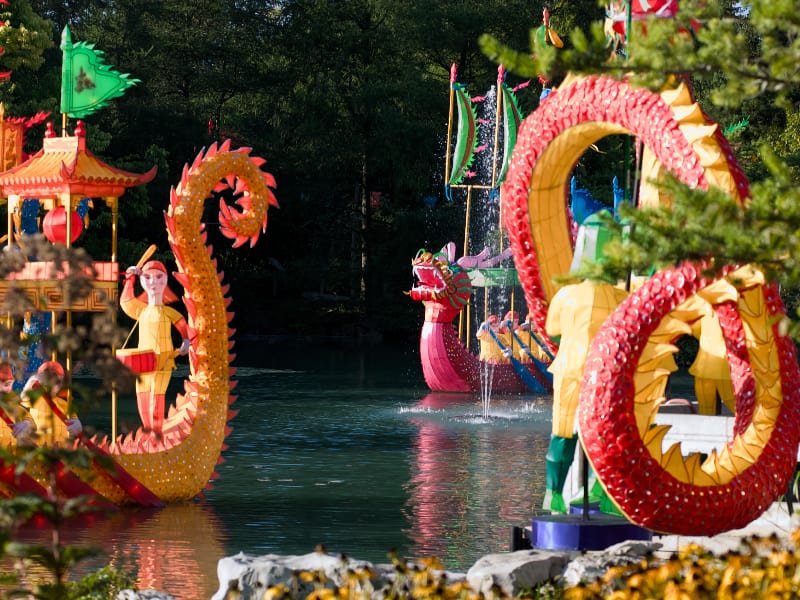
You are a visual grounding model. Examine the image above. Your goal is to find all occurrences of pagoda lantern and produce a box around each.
[0,121,156,311]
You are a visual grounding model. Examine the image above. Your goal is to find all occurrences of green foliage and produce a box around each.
[0,1,52,72]
[481,0,800,339]
[69,565,136,600]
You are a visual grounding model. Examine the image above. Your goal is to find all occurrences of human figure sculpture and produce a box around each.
[544,278,628,512]
[121,260,190,435]
[689,299,735,415]
[498,310,518,358]
[20,361,82,445]
[513,313,553,366]
[476,315,509,364]
[0,362,33,445]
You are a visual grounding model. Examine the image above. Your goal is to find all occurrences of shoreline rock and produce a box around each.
[115,502,798,599]
[208,542,654,600]
[208,502,799,600]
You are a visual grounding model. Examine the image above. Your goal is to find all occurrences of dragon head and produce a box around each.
[408,243,472,316]
[411,247,451,299]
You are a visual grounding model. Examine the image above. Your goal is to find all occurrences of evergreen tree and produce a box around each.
[480,0,800,336]
[0,0,54,118]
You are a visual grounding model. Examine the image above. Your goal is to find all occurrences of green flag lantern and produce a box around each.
[60,25,139,119]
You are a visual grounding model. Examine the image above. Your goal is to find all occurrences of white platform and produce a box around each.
[561,412,800,548]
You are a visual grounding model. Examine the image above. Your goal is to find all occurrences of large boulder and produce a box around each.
[213,551,389,600]
[116,591,175,600]
[561,540,663,587]
[465,549,573,596]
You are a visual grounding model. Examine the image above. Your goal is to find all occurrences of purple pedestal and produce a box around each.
[569,501,601,516]
[531,513,652,551]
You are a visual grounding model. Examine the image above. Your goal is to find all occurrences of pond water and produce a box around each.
[10,339,554,599]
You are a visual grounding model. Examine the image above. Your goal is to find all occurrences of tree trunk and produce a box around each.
[359,156,368,313]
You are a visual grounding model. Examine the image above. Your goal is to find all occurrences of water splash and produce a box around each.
[480,360,495,418]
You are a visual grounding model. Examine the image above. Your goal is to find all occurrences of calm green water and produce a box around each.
[12,340,553,599]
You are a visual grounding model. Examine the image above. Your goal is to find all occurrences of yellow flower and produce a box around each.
[417,557,444,571]
[563,583,600,599]
[262,583,290,600]
[308,589,336,600]
[626,573,646,589]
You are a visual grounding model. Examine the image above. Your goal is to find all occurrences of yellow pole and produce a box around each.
[63,194,73,410]
[509,288,516,355]
[111,198,118,440]
[4,195,11,329]
[491,66,504,191]
[465,299,472,351]
[458,186,474,342]
[0,103,5,171]
[111,386,117,441]
[493,67,506,252]
[462,186,473,266]
[111,198,118,262]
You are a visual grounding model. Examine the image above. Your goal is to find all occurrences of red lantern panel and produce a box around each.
[42,206,83,244]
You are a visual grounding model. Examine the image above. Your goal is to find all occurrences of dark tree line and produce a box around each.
[0,0,603,337]
[5,1,791,340]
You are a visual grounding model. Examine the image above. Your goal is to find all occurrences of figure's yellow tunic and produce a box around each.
[0,393,36,448]
[477,323,508,364]
[28,391,70,446]
[121,297,185,396]
[496,328,513,364]
[689,301,735,414]
[546,280,628,437]
[513,327,552,364]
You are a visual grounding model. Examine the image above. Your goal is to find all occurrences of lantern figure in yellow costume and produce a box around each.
[476,315,510,364]
[542,217,628,513]
[688,298,736,415]
[121,260,190,435]
[514,313,553,366]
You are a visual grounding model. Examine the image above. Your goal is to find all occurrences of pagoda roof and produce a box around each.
[0,123,157,200]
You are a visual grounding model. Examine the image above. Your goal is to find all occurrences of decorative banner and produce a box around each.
[448,85,478,186]
[495,84,522,186]
[632,0,678,19]
[0,108,22,171]
[0,107,49,171]
[606,0,680,42]
[60,25,139,119]
[535,7,564,48]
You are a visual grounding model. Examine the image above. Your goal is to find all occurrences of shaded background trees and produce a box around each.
[1,0,562,338]
[3,0,775,339]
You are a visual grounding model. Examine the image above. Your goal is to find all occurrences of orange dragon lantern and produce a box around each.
[0,137,278,505]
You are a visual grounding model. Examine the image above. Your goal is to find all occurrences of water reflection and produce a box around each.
[401,393,551,565]
[4,345,555,598]
[10,503,226,600]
